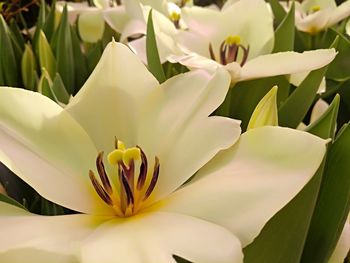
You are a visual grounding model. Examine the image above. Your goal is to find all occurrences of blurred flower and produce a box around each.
[283,0,350,34]
[165,0,336,84]
[329,215,350,263]
[0,41,327,262]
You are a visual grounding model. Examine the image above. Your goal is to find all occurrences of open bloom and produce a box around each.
[165,0,336,83]
[282,0,350,34]
[0,41,327,262]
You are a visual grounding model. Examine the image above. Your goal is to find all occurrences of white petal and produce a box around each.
[240,49,336,81]
[329,216,350,263]
[138,69,241,201]
[167,52,222,72]
[310,98,329,123]
[80,212,243,263]
[103,7,130,33]
[0,202,107,262]
[159,126,327,246]
[66,41,158,153]
[0,88,111,214]
[78,9,105,43]
[328,1,350,27]
[296,10,331,33]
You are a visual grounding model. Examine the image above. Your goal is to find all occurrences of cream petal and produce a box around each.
[159,126,327,246]
[328,1,350,27]
[138,69,241,201]
[310,99,329,123]
[0,87,112,214]
[103,7,130,34]
[80,212,243,263]
[78,9,105,43]
[167,52,221,72]
[329,216,350,263]
[0,202,108,262]
[296,9,331,33]
[65,41,158,153]
[239,49,336,81]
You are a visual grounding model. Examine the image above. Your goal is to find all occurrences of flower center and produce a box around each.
[209,35,250,66]
[308,5,321,14]
[89,138,160,217]
[168,3,181,29]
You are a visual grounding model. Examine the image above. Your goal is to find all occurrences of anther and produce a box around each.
[96,152,113,194]
[89,170,113,206]
[144,157,160,200]
[137,147,148,190]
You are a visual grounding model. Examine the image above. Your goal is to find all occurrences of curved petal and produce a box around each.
[239,49,336,81]
[65,41,159,153]
[78,9,105,43]
[296,10,331,33]
[80,212,243,263]
[103,7,130,34]
[0,87,112,215]
[329,217,350,263]
[167,52,222,72]
[328,1,350,27]
[138,69,241,201]
[158,126,327,246]
[0,202,108,262]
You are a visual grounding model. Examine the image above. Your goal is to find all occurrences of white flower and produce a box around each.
[0,41,327,262]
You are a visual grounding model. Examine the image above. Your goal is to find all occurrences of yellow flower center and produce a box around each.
[209,35,249,66]
[89,139,160,217]
[224,35,241,46]
[310,5,321,13]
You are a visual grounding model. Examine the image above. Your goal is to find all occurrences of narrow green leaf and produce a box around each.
[268,0,287,26]
[37,68,54,98]
[21,44,38,91]
[86,42,103,73]
[273,2,295,53]
[43,0,57,41]
[0,194,27,211]
[52,73,70,104]
[306,94,340,139]
[32,0,47,53]
[146,10,166,83]
[301,124,350,263]
[278,66,330,128]
[38,30,57,79]
[71,26,89,91]
[0,15,21,86]
[244,161,326,263]
[53,5,75,94]
[9,19,25,50]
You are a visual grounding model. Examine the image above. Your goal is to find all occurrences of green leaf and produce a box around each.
[0,194,27,211]
[273,2,295,53]
[301,124,350,263]
[306,94,340,139]
[86,42,103,73]
[71,26,89,91]
[32,0,47,54]
[21,44,38,91]
[278,65,330,128]
[52,73,70,104]
[37,68,54,98]
[244,161,326,263]
[268,0,287,26]
[53,5,75,94]
[146,10,166,83]
[0,15,21,87]
[38,30,57,79]
[9,19,25,51]
[43,0,57,41]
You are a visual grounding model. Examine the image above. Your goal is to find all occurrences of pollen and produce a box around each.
[170,11,181,22]
[90,138,160,217]
[310,5,321,13]
[225,35,241,46]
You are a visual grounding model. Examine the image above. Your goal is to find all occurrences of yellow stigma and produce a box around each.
[108,141,140,167]
[310,5,321,12]
[170,11,181,22]
[225,35,241,46]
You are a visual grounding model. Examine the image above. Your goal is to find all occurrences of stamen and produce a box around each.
[219,41,227,65]
[137,147,148,190]
[310,5,321,13]
[144,157,160,200]
[120,169,134,206]
[89,170,113,206]
[96,152,113,194]
[209,43,217,61]
[240,45,250,66]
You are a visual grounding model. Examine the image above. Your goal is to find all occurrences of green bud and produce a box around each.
[247,86,279,130]
[38,30,56,79]
[21,44,37,91]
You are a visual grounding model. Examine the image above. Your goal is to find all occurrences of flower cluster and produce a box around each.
[0,0,349,262]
